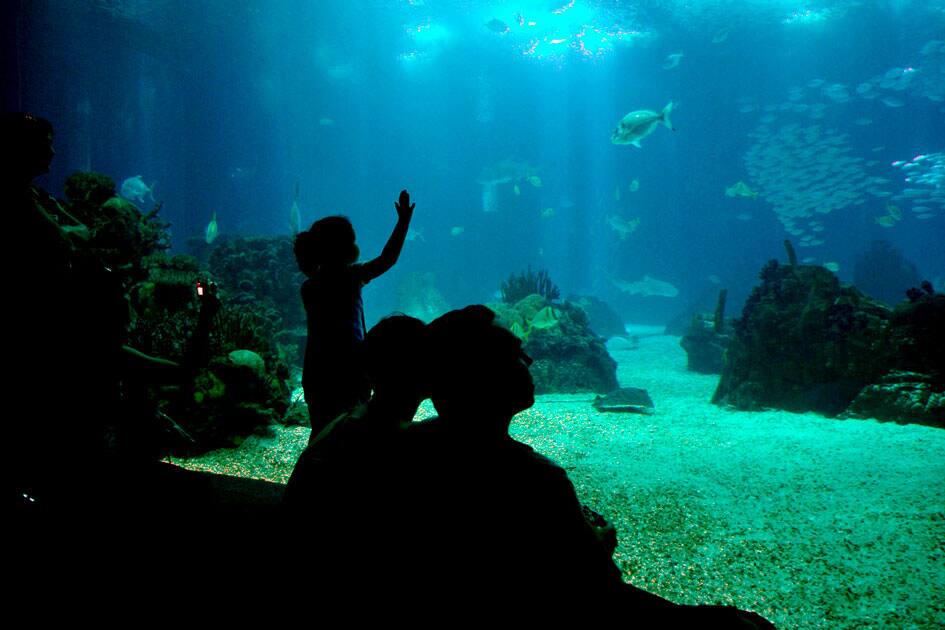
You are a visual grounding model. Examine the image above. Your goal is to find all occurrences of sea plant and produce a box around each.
[500,266,561,304]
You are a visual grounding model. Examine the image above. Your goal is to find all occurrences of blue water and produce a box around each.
[7,0,945,325]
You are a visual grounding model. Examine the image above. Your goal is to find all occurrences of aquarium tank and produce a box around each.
[5,0,944,624]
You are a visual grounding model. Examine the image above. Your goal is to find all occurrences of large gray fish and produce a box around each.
[120,175,156,205]
[611,102,675,147]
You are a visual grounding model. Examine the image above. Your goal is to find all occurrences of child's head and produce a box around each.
[364,314,430,400]
[294,215,359,276]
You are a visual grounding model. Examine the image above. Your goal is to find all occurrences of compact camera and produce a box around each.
[196,279,217,298]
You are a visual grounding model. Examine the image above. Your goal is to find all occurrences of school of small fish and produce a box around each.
[890,152,945,220]
[735,38,944,245]
[744,123,872,247]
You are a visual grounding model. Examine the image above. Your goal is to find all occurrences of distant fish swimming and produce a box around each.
[205,211,219,244]
[662,52,683,69]
[725,181,759,199]
[611,102,675,147]
[607,214,640,239]
[610,275,679,298]
[485,18,509,33]
[120,175,156,205]
[711,28,731,44]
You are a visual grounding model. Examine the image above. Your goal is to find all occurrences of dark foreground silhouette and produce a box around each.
[284,305,776,624]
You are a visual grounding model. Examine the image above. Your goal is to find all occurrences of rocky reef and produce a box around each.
[395,271,451,323]
[680,288,733,374]
[208,235,305,331]
[59,174,297,455]
[127,252,292,454]
[64,171,171,289]
[500,266,560,304]
[490,294,618,394]
[841,284,945,425]
[208,235,306,366]
[567,294,627,339]
[713,247,943,427]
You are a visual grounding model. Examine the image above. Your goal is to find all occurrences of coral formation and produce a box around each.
[64,171,172,288]
[490,294,617,394]
[500,266,561,304]
[124,249,292,453]
[713,261,890,415]
[840,284,945,427]
[208,236,306,333]
[206,235,308,368]
[395,271,451,323]
[842,372,944,427]
[713,257,944,425]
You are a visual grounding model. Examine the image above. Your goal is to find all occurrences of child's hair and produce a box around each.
[294,215,359,276]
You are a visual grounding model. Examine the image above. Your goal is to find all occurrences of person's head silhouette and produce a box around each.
[293,215,359,277]
[427,305,534,435]
[365,314,430,405]
[2,112,55,185]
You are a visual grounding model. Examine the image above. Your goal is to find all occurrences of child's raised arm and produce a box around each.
[361,189,415,282]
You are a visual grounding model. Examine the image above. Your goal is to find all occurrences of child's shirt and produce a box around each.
[301,262,370,378]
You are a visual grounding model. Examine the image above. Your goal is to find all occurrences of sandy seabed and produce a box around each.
[177,329,945,629]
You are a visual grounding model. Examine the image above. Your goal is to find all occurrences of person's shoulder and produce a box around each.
[505,439,571,481]
[400,416,444,439]
[396,416,448,452]
[309,404,370,453]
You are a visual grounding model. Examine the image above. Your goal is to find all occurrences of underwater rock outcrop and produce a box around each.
[713,255,944,426]
[490,294,618,394]
[64,171,171,288]
[680,289,733,374]
[395,271,451,323]
[567,294,627,339]
[842,372,944,427]
[712,260,890,416]
[175,349,289,452]
[127,253,292,453]
[208,235,306,364]
[840,286,945,426]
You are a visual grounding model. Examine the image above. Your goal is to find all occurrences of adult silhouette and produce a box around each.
[392,305,775,625]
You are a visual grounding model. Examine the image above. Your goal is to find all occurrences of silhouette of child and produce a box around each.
[294,190,415,438]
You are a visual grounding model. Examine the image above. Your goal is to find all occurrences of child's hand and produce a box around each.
[395,189,415,221]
